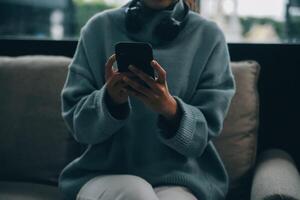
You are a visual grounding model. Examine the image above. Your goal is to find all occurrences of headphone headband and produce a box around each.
[172,0,188,20]
[124,0,189,43]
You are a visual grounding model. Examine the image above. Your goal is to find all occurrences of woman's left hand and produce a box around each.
[122,60,178,121]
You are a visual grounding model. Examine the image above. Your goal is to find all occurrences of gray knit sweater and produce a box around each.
[58,1,236,199]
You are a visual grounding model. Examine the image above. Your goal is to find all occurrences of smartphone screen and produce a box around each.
[115,42,155,79]
[115,42,156,90]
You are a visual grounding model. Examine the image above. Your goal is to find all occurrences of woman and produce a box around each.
[58,0,236,199]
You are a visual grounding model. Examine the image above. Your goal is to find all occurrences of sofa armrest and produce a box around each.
[251,149,300,200]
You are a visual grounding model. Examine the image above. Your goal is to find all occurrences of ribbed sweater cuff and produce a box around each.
[96,83,132,133]
[157,98,183,138]
[157,96,206,156]
[104,85,130,120]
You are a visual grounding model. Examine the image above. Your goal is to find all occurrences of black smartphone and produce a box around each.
[115,42,155,80]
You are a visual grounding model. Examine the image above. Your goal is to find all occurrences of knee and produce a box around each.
[77,175,158,200]
[118,175,158,200]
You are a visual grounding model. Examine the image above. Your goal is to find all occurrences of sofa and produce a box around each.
[0,55,299,200]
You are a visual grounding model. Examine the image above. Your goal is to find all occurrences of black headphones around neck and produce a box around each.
[124,0,190,42]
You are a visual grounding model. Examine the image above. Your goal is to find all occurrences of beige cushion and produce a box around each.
[213,61,260,197]
[0,56,83,184]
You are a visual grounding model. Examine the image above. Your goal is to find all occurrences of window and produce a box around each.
[200,0,300,43]
[0,0,299,43]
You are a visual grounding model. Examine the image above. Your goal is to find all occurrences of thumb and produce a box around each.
[105,54,116,81]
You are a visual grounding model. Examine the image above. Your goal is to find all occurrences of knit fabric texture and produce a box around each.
[58,1,236,199]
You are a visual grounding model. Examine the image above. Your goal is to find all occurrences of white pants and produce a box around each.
[76,175,198,200]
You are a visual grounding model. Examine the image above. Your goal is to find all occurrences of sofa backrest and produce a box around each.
[0,56,83,185]
[0,56,260,196]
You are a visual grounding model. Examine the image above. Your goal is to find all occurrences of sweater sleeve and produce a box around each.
[156,28,236,158]
[61,27,132,145]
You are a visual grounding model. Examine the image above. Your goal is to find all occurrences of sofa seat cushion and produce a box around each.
[0,181,63,200]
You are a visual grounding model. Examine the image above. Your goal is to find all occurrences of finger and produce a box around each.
[105,54,116,81]
[120,71,137,78]
[126,87,148,102]
[109,73,124,86]
[114,79,127,88]
[110,72,137,88]
[151,60,166,83]
[128,65,159,91]
[122,76,157,99]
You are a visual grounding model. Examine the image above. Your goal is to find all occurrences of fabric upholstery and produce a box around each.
[212,60,260,198]
[0,56,83,185]
[0,56,260,199]
[251,149,300,200]
[0,181,63,200]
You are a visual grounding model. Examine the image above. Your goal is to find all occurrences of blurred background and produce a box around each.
[0,0,299,43]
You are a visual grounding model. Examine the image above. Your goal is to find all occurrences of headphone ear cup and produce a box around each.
[153,17,182,41]
[125,6,144,32]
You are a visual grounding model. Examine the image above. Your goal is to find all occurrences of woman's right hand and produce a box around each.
[105,54,134,105]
